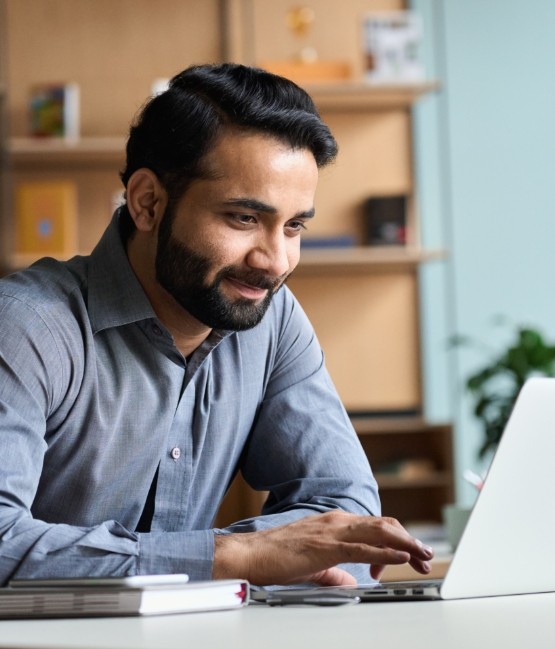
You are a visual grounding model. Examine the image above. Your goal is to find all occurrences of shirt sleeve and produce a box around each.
[216,290,381,583]
[0,293,214,584]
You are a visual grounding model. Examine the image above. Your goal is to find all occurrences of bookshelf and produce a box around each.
[353,417,454,523]
[0,0,453,527]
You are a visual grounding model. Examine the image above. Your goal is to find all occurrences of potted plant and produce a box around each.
[454,324,555,459]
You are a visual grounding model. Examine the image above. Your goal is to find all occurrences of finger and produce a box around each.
[343,516,429,560]
[373,520,435,562]
[409,556,432,575]
[415,538,434,559]
[364,547,411,565]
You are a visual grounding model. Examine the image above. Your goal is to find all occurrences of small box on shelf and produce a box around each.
[14,180,78,258]
[363,195,407,246]
[28,82,80,140]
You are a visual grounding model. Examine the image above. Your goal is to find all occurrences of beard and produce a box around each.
[155,210,288,331]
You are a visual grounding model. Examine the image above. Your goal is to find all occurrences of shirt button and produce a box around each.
[170,447,181,460]
[152,324,163,336]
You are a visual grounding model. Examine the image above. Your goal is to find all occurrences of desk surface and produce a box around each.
[0,592,554,649]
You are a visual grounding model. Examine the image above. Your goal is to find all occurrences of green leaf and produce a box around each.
[457,321,555,459]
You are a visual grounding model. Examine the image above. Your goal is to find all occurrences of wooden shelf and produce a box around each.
[375,471,452,490]
[6,136,126,166]
[351,416,451,436]
[305,80,439,111]
[6,251,81,272]
[296,246,446,274]
[354,417,454,523]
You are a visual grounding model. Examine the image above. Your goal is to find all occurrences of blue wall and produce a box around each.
[413,0,555,504]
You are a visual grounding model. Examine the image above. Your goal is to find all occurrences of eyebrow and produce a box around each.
[224,198,315,220]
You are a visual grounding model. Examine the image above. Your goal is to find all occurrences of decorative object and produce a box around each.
[362,11,424,82]
[260,5,351,83]
[286,5,317,64]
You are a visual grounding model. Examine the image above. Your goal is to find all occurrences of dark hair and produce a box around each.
[119,63,337,232]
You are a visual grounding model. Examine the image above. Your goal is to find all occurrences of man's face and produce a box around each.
[155,131,319,331]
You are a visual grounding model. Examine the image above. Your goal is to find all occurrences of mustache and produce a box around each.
[218,267,289,292]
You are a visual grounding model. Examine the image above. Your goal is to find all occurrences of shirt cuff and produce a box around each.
[138,529,215,580]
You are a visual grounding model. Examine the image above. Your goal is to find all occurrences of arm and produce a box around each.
[212,290,433,585]
[0,290,213,584]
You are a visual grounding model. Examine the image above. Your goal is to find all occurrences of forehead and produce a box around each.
[197,131,319,194]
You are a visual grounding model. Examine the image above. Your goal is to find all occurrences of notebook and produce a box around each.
[253,377,555,603]
[0,574,249,618]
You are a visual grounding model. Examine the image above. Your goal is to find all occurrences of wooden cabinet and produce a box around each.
[354,417,453,524]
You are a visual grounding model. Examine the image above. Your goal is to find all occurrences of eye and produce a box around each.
[229,213,258,226]
[286,219,308,234]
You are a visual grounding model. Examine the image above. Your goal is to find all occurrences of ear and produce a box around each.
[126,168,167,232]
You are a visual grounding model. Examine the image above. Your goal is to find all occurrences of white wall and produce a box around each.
[413,0,555,504]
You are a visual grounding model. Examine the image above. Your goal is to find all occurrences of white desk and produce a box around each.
[0,593,554,649]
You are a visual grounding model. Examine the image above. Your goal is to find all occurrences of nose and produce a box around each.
[246,231,293,278]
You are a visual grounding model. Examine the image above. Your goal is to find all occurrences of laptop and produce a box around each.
[253,377,555,603]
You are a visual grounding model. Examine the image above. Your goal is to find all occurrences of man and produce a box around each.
[0,63,432,586]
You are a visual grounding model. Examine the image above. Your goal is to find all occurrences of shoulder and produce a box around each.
[0,257,86,311]
[0,257,89,349]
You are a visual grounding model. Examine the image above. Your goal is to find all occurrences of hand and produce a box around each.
[212,511,433,586]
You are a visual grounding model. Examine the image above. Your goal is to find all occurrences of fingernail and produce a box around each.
[416,539,434,557]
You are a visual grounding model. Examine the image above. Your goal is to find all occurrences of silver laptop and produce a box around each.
[253,377,555,603]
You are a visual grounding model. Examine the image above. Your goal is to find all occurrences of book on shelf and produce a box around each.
[15,180,78,257]
[301,235,356,249]
[0,575,249,619]
[29,82,80,139]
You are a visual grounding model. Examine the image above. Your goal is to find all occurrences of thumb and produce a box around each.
[370,564,386,581]
[309,567,358,586]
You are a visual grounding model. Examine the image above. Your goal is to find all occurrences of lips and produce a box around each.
[224,277,270,300]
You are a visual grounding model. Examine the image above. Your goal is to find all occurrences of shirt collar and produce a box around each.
[86,210,234,354]
[87,209,157,334]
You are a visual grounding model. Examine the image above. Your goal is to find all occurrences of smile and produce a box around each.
[224,277,270,300]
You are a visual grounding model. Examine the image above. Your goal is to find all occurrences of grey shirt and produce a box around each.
[0,212,380,585]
